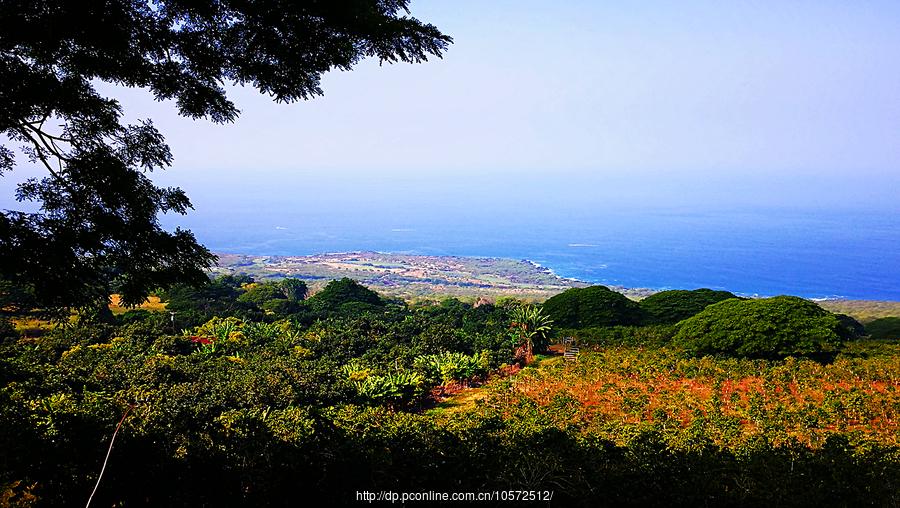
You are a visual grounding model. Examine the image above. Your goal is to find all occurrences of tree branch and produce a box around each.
[16,126,72,188]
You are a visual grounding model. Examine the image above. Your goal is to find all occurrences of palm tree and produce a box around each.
[510,304,553,364]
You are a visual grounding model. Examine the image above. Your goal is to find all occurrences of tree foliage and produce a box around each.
[639,288,738,325]
[865,317,900,340]
[306,278,385,314]
[238,279,307,316]
[542,285,643,329]
[834,313,866,339]
[239,279,307,304]
[278,278,308,302]
[163,274,251,326]
[674,296,848,358]
[0,0,451,313]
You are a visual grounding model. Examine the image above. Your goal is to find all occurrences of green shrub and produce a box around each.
[639,289,738,324]
[674,296,848,358]
[542,286,642,328]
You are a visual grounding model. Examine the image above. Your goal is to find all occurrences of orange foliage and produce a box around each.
[485,349,900,448]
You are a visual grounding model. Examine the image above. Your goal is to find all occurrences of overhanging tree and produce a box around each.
[0,0,451,314]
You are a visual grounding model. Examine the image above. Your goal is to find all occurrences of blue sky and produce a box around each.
[4,0,900,211]
[5,1,899,297]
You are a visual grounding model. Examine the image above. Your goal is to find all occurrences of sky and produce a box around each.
[4,0,900,211]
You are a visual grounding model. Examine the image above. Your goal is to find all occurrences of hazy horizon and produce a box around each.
[5,1,899,206]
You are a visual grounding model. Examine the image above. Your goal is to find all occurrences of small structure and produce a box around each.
[563,336,579,362]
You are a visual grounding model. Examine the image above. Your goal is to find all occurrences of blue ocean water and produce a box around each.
[160,172,900,301]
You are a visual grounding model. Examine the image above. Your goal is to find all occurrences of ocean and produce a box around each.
[158,171,900,301]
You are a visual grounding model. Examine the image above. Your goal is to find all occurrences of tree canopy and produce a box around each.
[0,1,451,314]
[674,296,848,358]
[639,288,739,325]
[306,277,385,314]
[163,274,252,326]
[542,286,643,329]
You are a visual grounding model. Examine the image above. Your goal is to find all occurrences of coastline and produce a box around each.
[212,250,653,301]
[212,250,900,304]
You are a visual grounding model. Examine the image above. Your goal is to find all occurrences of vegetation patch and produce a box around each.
[485,346,900,448]
[2,277,899,506]
[674,296,848,358]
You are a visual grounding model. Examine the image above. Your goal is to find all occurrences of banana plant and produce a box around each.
[349,369,425,404]
[242,321,279,343]
[413,351,490,385]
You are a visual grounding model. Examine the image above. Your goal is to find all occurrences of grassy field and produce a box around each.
[108,294,167,314]
[819,300,900,339]
[10,315,61,336]
[10,295,167,337]
[819,299,900,322]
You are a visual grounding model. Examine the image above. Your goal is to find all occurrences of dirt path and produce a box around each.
[429,387,490,414]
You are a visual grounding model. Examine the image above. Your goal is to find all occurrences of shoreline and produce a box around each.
[211,250,900,303]
[212,250,651,301]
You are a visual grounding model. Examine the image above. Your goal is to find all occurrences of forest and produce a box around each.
[1,278,898,506]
